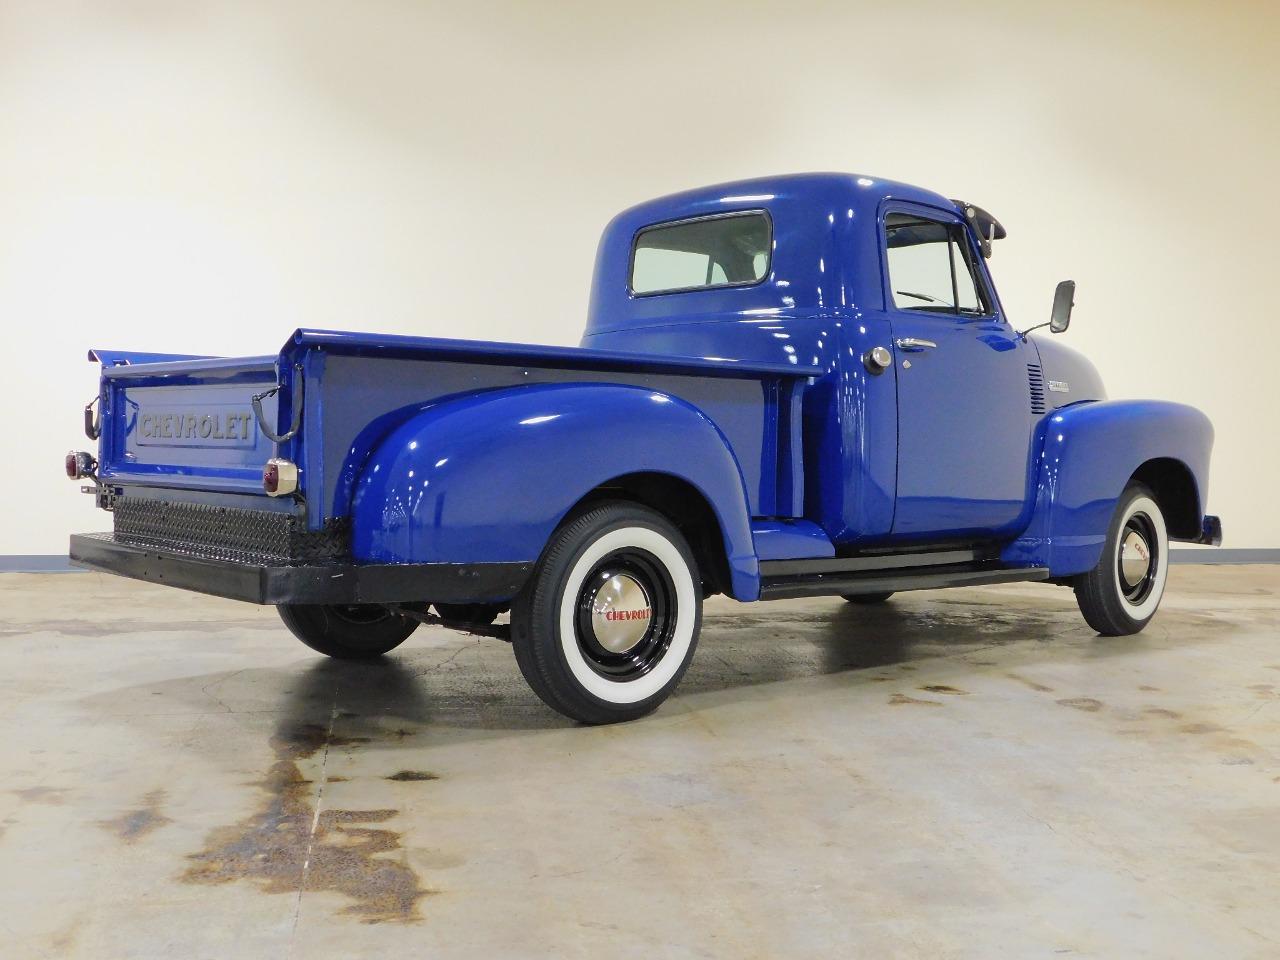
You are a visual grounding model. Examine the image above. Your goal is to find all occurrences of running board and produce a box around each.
[758,552,1049,601]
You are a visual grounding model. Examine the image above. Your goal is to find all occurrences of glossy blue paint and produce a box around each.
[282,328,821,380]
[751,519,835,561]
[309,351,806,533]
[1031,336,1107,410]
[88,348,216,367]
[586,172,954,339]
[349,383,762,599]
[79,171,1218,608]
[97,355,276,380]
[584,173,1037,547]
[877,199,1037,539]
[585,313,900,546]
[96,356,279,495]
[1000,400,1214,575]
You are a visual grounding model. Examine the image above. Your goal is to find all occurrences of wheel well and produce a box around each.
[567,473,732,597]
[1130,458,1200,539]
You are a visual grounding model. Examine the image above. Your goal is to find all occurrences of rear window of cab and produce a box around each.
[630,211,771,296]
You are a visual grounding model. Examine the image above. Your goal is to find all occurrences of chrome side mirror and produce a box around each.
[1050,280,1075,334]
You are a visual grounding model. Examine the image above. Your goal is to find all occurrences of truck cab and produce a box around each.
[67,173,1221,724]
[586,173,1087,548]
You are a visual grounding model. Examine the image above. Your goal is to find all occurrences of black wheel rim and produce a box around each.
[573,548,677,680]
[1116,512,1158,605]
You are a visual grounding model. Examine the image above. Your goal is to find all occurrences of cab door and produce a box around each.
[881,203,1036,540]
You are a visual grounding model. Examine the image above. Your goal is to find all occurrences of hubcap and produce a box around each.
[574,549,677,680]
[1116,512,1159,604]
[1119,529,1151,588]
[589,574,652,654]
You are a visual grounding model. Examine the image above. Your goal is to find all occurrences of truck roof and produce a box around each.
[610,172,954,226]
[584,172,962,337]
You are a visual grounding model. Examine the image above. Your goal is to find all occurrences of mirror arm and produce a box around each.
[1017,321,1050,340]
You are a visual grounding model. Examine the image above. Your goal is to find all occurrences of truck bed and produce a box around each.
[86,329,818,579]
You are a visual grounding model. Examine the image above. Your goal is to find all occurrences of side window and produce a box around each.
[631,212,771,296]
[885,213,990,315]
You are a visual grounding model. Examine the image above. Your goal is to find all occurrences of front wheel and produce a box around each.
[511,502,702,724]
[277,604,418,659]
[1073,483,1169,636]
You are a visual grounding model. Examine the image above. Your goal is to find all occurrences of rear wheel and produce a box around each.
[842,591,894,604]
[511,502,702,724]
[1073,482,1169,636]
[277,604,418,659]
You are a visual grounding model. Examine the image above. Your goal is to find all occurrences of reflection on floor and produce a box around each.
[0,566,1277,958]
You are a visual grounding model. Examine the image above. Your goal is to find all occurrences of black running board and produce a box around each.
[758,552,1049,601]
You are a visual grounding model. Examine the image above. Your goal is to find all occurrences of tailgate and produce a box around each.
[96,355,285,495]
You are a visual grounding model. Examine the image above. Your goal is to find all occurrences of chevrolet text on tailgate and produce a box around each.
[66,174,1222,724]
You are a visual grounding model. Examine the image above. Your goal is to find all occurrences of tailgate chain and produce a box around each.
[250,364,305,443]
[84,395,100,440]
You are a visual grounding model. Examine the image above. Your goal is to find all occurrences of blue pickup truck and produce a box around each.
[67,173,1221,723]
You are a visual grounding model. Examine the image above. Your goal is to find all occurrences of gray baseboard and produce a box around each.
[1,549,1278,574]
[0,555,79,572]
[1169,548,1280,564]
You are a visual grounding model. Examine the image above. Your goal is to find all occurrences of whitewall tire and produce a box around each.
[1074,483,1169,635]
[511,501,703,724]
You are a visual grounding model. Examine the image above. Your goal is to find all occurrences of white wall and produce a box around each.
[2,0,1276,554]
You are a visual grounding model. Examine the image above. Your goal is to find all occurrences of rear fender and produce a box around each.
[1001,400,1213,576]
[350,382,760,599]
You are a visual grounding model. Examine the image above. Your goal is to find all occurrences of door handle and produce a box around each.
[895,337,937,352]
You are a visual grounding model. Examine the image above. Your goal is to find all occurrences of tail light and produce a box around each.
[263,458,298,497]
[65,450,96,480]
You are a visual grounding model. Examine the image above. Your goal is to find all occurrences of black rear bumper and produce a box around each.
[69,533,531,606]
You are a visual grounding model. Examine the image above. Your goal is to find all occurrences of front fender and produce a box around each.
[1001,400,1213,576]
[350,382,760,599]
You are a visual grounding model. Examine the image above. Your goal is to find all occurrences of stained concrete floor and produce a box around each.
[0,567,1277,959]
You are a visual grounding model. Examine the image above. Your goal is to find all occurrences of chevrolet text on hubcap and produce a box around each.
[532,516,701,712]
[573,549,675,680]
[588,572,652,653]
[1117,514,1157,605]
[510,505,704,723]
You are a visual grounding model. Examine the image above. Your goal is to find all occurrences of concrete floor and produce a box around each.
[0,567,1277,959]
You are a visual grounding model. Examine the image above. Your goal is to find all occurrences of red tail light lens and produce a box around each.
[263,458,298,497]
[65,450,95,480]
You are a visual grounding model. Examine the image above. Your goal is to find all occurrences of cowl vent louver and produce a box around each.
[1027,364,1047,414]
